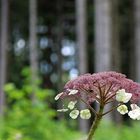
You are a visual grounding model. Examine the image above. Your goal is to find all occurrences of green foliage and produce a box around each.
[0,72,80,140]
[95,121,140,140]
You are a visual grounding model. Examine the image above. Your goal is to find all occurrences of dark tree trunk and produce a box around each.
[134,0,140,82]
[0,0,9,116]
[111,0,122,124]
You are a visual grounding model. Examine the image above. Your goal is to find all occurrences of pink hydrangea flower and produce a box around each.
[57,71,140,104]
[55,71,140,140]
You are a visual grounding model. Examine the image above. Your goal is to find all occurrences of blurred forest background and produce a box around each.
[0,0,140,139]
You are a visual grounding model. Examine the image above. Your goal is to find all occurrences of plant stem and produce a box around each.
[87,105,104,140]
[80,98,98,116]
[102,103,122,116]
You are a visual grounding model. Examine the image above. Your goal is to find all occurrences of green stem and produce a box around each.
[87,105,104,140]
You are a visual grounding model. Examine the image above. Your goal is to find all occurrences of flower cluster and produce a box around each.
[57,100,91,119]
[55,71,140,120]
[115,89,140,120]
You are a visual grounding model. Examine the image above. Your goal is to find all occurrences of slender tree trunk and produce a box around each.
[111,0,121,72]
[55,0,64,119]
[76,0,89,133]
[110,0,122,124]
[94,0,112,119]
[56,0,63,95]
[29,0,38,99]
[94,0,111,72]
[0,0,9,116]
[134,0,140,83]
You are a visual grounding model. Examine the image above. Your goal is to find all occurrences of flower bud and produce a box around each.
[69,109,79,119]
[68,101,77,110]
[80,109,91,119]
[116,89,132,103]
[117,104,128,115]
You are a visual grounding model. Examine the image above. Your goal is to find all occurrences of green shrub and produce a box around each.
[0,69,80,140]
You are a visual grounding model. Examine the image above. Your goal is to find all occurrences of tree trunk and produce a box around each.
[94,0,111,72]
[0,0,9,116]
[110,0,122,124]
[134,0,140,83]
[94,0,112,119]
[76,0,89,133]
[56,0,64,116]
[29,0,38,99]
[56,0,63,95]
[111,0,121,72]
